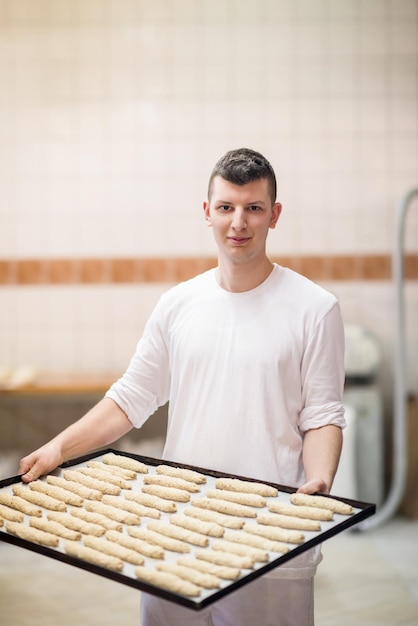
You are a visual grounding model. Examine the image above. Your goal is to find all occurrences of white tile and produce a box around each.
[391,134,418,172]
[390,20,418,55]
[296,64,326,97]
[357,98,389,133]
[358,134,389,171]
[389,59,418,97]
[295,0,328,19]
[388,0,418,19]
[0,212,17,257]
[327,22,357,57]
[359,61,389,96]
[325,0,359,19]
[324,62,357,96]
[359,21,388,57]
[296,22,326,57]
[264,22,294,58]
[264,0,295,19]
[324,137,357,172]
[358,0,390,19]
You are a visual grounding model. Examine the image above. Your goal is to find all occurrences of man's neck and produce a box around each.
[216,257,274,293]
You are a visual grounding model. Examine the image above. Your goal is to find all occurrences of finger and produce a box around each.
[18,457,34,476]
[20,460,44,483]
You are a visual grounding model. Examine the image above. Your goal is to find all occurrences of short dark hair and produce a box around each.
[208,148,277,204]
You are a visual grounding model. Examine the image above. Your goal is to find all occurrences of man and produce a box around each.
[20,148,346,625]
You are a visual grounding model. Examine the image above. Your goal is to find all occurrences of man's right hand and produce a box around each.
[18,440,64,483]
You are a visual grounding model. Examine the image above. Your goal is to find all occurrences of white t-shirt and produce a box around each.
[106,264,346,578]
[106,264,346,487]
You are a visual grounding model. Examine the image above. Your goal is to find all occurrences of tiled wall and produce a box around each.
[0,1,417,405]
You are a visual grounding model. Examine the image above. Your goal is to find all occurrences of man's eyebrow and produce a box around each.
[214,199,267,206]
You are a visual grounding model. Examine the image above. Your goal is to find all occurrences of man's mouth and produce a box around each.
[229,237,250,245]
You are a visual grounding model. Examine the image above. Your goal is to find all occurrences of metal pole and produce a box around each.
[359,188,417,530]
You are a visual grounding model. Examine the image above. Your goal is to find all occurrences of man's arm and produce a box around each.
[298,424,343,495]
[19,398,133,482]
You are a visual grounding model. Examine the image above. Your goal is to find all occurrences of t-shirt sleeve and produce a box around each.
[105,299,170,428]
[298,301,346,433]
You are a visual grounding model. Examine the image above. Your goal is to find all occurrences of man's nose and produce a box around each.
[231,208,247,230]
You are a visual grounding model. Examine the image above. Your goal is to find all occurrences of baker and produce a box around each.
[19,147,346,626]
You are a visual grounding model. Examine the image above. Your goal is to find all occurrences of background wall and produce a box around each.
[0,0,417,411]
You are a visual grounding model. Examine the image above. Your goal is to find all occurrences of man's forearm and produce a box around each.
[55,397,133,462]
[300,424,343,494]
[19,397,133,481]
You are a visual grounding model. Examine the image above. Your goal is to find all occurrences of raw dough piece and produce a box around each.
[6,521,59,547]
[84,500,140,525]
[125,491,177,513]
[156,562,220,589]
[290,493,354,515]
[156,465,206,484]
[177,556,240,581]
[212,539,269,563]
[87,460,137,480]
[0,503,24,523]
[224,529,290,554]
[71,508,122,532]
[127,526,190,554]
[102,495,160,519]
[47,512,106,537]
[106,529,164,559]
[141,484,191,503]
[0,493,42,517]
[65,540,124,572]
[191,497,257,518]
[134,566,201,597]
[170,514,224,538]
[102,453,148,474]
[63,470,121,496]
[143,474,200,493]
[195,548,254,570]
[215,478,278,498]
[47,475,102,501]
[243,522,304,545]
[207,489,266,508]
[267,500,333,521]
[12,484,66,512]
[257,513,321,532]
[29,480,84,507]
[29,516,81,541]
[184,506,244,529]
[76,467,132,490]
[147,520,209,547]
[84,536,145,565]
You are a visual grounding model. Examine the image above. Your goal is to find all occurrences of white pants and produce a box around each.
[140,576,314,626]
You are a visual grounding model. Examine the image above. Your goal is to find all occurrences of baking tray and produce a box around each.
[0,448,376,610]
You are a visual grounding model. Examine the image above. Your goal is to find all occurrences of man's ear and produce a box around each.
[269,202,282,229]
[203,201,212,226]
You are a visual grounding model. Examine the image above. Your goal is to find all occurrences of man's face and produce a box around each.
[203,176,282,265]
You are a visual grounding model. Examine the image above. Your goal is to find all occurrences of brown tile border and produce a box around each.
[0,255,417,286]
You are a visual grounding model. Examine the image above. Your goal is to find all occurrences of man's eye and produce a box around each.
[249,205,261,211]
[219,205,231,211]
